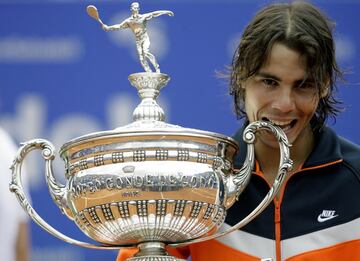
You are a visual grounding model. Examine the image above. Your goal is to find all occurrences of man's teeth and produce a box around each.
[267,119,293,131]
[269,119,292,126]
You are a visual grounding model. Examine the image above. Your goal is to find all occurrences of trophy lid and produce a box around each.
[59,72,238,157]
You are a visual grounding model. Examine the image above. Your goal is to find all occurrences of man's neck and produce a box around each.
[255,126,315,186]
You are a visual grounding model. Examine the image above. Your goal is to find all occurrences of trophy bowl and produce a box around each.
[9,4,293,261]
[60,118,238,246]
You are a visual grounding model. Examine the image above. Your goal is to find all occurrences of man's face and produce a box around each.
[131,3,139,15]
[243,43,321,149]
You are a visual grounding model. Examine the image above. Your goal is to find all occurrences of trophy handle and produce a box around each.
[9,139,120,250]
[171,121,293,247]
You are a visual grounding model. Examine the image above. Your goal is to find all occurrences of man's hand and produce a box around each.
[168,11,174,17]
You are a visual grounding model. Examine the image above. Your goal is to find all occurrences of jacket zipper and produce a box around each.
[275,199,281,261]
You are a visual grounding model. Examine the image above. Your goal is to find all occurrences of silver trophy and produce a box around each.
[10,3,292,261]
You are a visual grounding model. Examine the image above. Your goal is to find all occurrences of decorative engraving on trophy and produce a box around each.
[133,150,146,161]
[156,200,167,216]
[212,157,223,169]
[112,151,124,163]
[105,177,114,190]
[179,174,195,188]
[197,153,208,163]
[132,174,144,188]
[117,176,133,189]
[155,149,169,160]
[79,159,88,170]
[137,200,148,217]
[94,145,106,153]
[177,149,189,161]
[88,207,101,223]
[72,148,92,159]
[70,140,217,161]
[121,191,140,197]
[213,207,225,226]
[123,165,135,173]
[104,176,137,191]
[203,204,215,220]
[71,145,108,160]
[68,164,75,173]
[78,212,91,228]
[224,159,231,169]
[190,201,203,218]
[94,155,105,166]
[118,201,130,218]
[71,176,103,198]
[70,171,219,199]
[132,75,169,88]
[68,145,224,175]
[174,200,186,216]
[101,204,115,221]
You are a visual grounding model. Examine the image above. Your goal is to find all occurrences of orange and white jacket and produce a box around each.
[117,126,360,261]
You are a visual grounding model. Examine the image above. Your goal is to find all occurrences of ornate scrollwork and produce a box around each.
[233,121,293,199]
[10,139,69,212]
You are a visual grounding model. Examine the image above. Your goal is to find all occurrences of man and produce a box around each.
[102,2,173,73]
[0,127,30,261]
[118,1,360,260]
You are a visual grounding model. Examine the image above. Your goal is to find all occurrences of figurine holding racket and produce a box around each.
[87,2,173,73]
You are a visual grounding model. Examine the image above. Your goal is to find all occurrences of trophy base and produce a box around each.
[127,242,186,261]
[128,256,185,261]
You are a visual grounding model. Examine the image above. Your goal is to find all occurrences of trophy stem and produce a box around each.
[127,242,185,261]
[128,72,170,122]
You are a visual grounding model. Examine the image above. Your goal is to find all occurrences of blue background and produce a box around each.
[1,0,359,260]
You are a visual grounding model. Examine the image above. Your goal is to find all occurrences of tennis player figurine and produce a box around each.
[87,2,174,73]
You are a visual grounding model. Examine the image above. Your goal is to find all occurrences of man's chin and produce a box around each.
[257,133,282,150]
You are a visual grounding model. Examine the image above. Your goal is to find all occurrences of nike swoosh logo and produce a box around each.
[317,214,338,222]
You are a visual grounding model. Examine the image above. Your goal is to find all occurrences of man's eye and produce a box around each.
[262,79,277,87]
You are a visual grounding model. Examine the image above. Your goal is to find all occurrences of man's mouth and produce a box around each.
[261,117,297,132]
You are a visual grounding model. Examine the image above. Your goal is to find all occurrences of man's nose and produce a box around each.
[271,87,295,113]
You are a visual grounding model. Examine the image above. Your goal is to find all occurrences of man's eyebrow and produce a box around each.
[255,72,281,81]
[256,72,314,85]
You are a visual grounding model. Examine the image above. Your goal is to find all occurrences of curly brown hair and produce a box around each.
[229,1,342,132]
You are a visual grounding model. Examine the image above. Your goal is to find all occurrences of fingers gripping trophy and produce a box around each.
[10,3,293,261]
